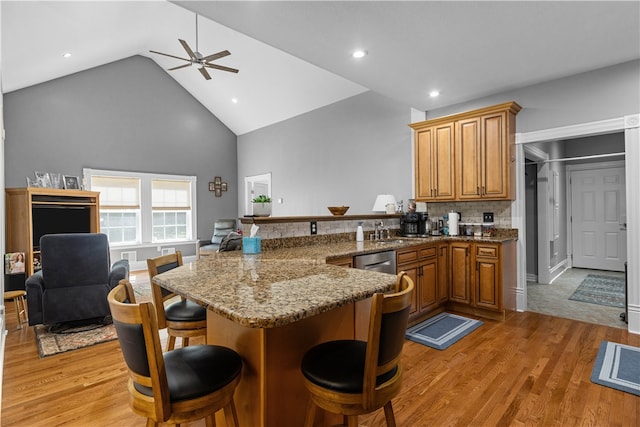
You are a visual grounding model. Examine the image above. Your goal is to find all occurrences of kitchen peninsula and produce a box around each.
[153,234,516,426]
[152,249,398,427]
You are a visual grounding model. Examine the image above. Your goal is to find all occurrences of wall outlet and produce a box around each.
[310,221,317,235]
[483,212,494,222]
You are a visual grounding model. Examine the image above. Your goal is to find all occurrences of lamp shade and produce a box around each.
[372,194,397,212]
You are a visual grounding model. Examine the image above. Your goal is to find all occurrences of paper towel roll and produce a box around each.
[448,211,459,236]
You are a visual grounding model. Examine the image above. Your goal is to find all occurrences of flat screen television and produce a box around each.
[32,205,92,249]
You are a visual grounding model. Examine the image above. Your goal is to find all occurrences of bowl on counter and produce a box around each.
[327,206,349,216]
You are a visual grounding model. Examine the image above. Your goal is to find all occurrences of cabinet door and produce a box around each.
[475,258,500,310]
[432,123,455,200]
[437,243,449,303]
[456,117,481,200]
[415,129,434,200]
[449,242,471,304]
[419,258,438,311]
[481,112,510,199]
[401,264,420,315]
[414,124,454,201]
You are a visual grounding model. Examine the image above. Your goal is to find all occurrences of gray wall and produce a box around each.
[3,55,238,243]
[237,91,413,216]
[427,60,640,132]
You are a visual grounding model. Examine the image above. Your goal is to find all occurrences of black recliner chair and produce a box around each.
[26,233,129,327]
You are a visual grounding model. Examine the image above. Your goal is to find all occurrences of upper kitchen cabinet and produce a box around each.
[411,102,521,202]
[413,122,455,201]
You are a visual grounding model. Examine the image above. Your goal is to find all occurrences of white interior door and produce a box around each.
[571,167,626,271]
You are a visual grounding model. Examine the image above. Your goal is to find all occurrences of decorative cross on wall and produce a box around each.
[208,177,228,197]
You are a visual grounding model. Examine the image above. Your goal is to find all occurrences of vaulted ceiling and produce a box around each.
[3,1,639,135]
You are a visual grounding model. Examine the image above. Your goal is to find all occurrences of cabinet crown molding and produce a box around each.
[409,101,522,130]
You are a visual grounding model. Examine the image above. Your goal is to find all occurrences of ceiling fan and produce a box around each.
[150,14,239,80]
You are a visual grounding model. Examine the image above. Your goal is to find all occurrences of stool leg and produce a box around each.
[13,298,23,329]
[19,295,28,325]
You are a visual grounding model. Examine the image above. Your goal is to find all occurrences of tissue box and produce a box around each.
[242,237,261,254]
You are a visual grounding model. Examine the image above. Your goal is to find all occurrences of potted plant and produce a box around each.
[251,194,272,217]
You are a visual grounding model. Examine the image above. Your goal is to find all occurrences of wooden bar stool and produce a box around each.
[4,290,28,329]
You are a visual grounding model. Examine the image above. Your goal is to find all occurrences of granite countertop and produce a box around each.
[254,234,517,262]
[152,256,397,329]
[156,234,516,329]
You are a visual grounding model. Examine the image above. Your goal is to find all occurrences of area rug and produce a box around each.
[569,274,625,308]
[405,312,483,350]
[35,322,117,358]
[591,341,640,396]
[33,279,151,357]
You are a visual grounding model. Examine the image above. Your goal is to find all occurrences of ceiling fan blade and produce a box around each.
[199,67,212,80]
[149,50,191,62]
[179,39,197,60]
[201,50,231,62]
[168,63,192,71]
[204,63,240,74]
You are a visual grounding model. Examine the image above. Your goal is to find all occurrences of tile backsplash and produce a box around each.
[425,201,512,227]
[255,218,401,240]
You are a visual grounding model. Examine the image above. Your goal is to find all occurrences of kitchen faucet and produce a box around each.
[374,220,384,240]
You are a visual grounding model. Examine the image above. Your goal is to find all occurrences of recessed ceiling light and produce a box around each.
[429,90,440,98]
[352,50,367,59]
[231,98,238,104]
[62,52,72,58]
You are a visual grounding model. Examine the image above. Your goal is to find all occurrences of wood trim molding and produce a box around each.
[516,117,625,144]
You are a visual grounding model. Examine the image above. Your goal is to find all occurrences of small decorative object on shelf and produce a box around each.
[252,194,272,217]
[63,175,80,189]
[327,206,349,216]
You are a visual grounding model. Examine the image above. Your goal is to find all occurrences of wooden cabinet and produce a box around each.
[457,111,516,200]
[437,242,449,304]
[474,243,501,310]
[411,101,520,202]
[5,188,101,277]
[413,123,455,201]
[397,243,443,320]
[326,255,354,268]
[447,241,516,320]
[449,242,472,304]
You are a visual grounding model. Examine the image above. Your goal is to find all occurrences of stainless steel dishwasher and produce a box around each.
[354,250,396,274]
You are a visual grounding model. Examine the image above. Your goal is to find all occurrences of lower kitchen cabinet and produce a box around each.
[397,243,442,321]
[449,242,472,304]
[448,241,516,320]
[475,243,501,310]
[437,242,449,304]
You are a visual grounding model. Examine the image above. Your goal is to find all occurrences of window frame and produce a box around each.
[84,168,197,247]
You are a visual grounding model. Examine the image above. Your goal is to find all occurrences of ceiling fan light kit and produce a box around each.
[150,13,238,80]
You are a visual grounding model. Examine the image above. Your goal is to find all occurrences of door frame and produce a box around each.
[523,145,551,284]
[565,160,626,271]
[513,114,640,334]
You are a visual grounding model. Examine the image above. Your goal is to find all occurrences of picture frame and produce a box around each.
[209,182,216,192]
[215,188,222,197]
[221,182,228,192]
[63,175,80,190]
[214,176,222,185]
[4,252,26,275]
[35,171,52,188]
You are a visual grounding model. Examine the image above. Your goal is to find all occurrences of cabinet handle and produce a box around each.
[477,186,480,195]
[482,186,485,196]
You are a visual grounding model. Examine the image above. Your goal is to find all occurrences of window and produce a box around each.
[152,179,192,243]
[84,169,196,246]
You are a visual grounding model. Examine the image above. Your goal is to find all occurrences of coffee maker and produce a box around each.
[400,212,420,236]
[418,212,430,236]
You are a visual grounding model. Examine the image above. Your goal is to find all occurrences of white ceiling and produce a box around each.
[3,1,639,136]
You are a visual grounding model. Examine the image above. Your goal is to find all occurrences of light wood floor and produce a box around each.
[2,300,639,426]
